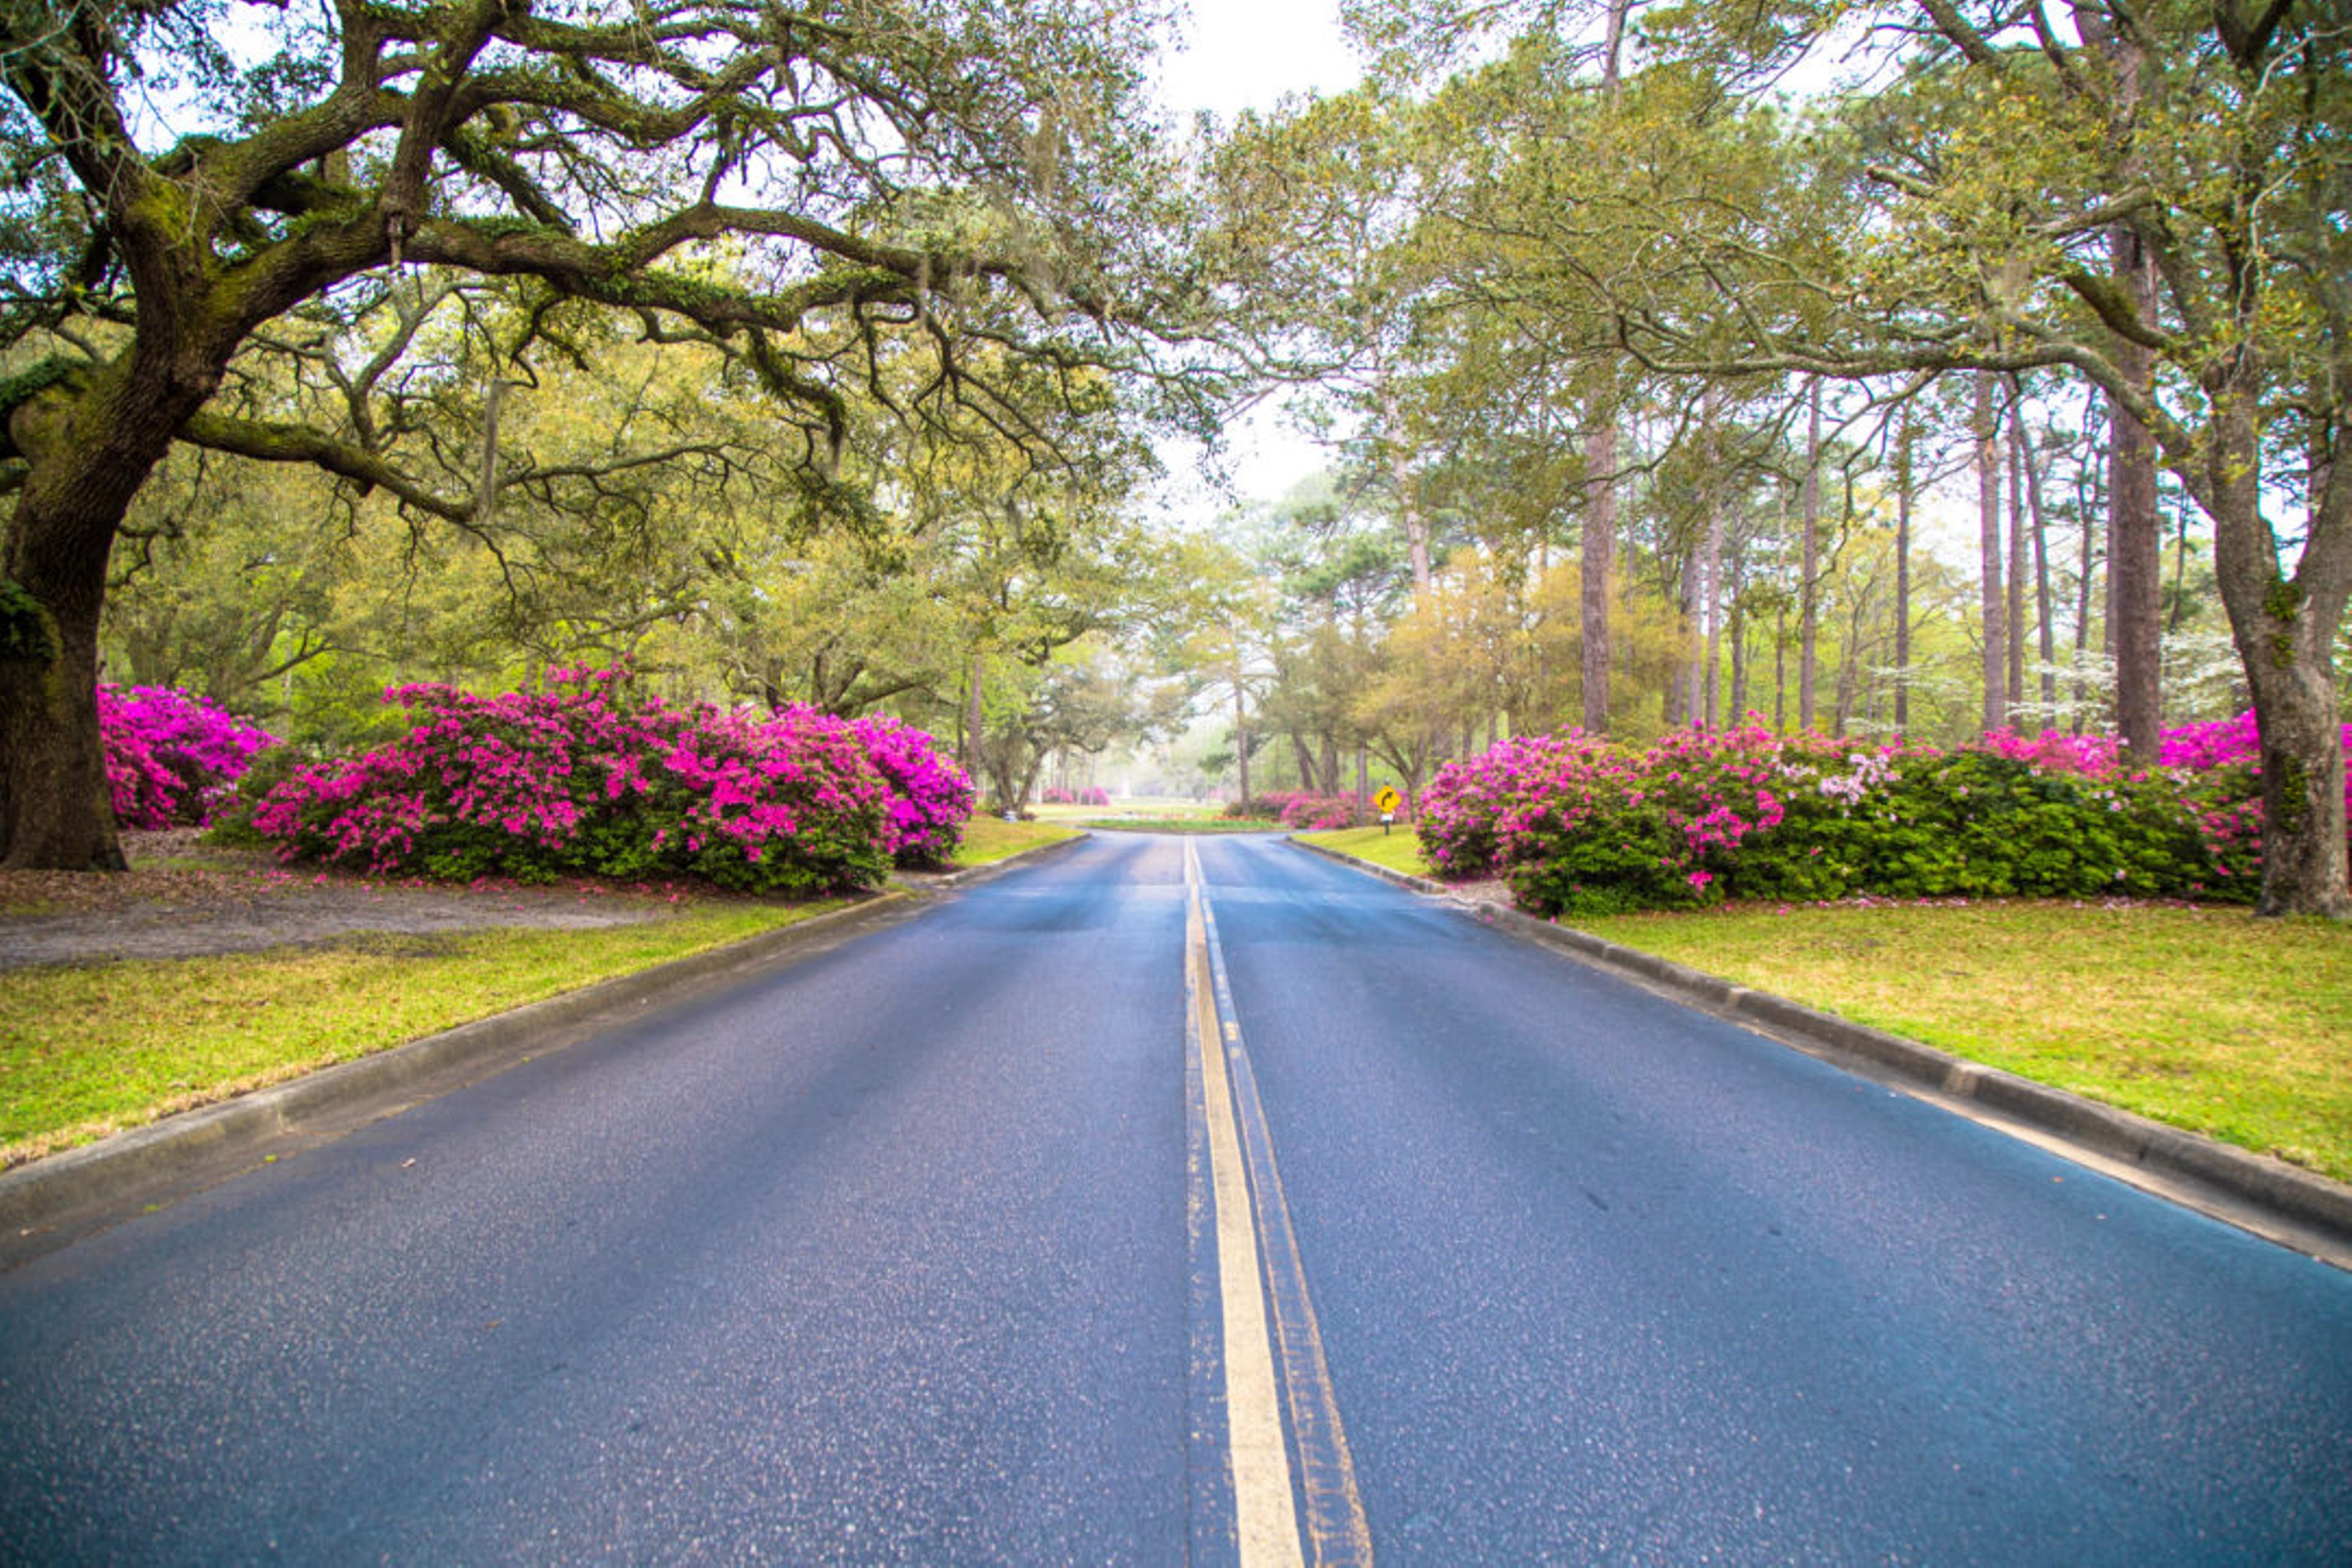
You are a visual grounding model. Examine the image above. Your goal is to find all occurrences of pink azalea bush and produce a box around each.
[1421,718,2253,917]
[1226,791,1362,829]
[1981,713,2352,888]
[850,713,976,868]
[97,682,277,830]
[1273,791,1360,830]
[251,671,966,894]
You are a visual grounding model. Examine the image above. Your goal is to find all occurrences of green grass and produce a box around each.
[0,899,849,1167]
[1297,825,1433,876]
[1577,901,2352,1183]
[1292,829,2352,1182]
[951,816,1083,864]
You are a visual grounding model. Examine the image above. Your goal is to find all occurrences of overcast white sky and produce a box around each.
[1150,1,1366,511]
[1155,0,1365,124]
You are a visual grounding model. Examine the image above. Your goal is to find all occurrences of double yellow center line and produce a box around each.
[1185,841,1373,1566]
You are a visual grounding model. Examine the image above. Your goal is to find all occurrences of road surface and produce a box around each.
[3,832,2348,1563]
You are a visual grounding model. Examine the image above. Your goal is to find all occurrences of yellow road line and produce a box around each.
[1193,853,1374,1567]
[1188,842,1306,1567]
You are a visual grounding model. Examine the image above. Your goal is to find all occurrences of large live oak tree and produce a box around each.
[0,0,1204,869]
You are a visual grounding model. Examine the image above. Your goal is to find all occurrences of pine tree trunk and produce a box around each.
[1799,379,1822,730]
[2008,419,2029,710]
[1975,371,2007,733]
[2075,394,2105,734]
[1233,668,1250,805]
[1894,409,1914,735]
[1580,417,1616,733]
[2015,403,2060,714]
[964,651,986,769]
[1702,391,1725,730]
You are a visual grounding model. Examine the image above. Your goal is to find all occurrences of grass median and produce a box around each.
[951,816,1085,864]
[0,899,850,1169]
[1295,828,2352,1183]
[1297,824,1431,876]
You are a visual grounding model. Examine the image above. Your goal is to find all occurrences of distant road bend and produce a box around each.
[2,832,2348,1562]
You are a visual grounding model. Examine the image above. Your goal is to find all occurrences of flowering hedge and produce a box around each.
[98,683,277,830]
[851,713,976,867]
[1220,791,1362,829]
[1039,785,1111,807]
[1420,719,2294,918]
[251,672,969,894]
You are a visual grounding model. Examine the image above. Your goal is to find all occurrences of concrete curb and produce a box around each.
[1289,835,2352,1268]
[1,835,1088,1259]
[892,826,1088,892]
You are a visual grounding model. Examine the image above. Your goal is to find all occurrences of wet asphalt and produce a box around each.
[2,832,2348,1563]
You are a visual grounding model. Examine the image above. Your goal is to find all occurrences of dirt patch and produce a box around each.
[0,831,687,971]
[1438,875,1515,910]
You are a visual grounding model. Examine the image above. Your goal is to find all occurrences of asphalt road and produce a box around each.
[3,832,2348,1564]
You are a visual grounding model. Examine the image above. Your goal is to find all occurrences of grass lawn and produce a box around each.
[0,899,849,1167]
[1294,829,2352,1183]
[951,816,1084,864]
[1297,825,1432,876]
[1579,901,2352,1182]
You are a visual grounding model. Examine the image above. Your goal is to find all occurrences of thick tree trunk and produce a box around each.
[2206,382,2350,918]
[2242,654,2349,918]
[0,601,121,870]
[2,369,203,869]
[1580,417,1616,733]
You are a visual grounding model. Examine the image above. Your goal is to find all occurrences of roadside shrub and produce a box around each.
[1426,718,2260,918]
[1221,797,1281,820]
[1982,714,2352,888]
[850,713,974,868]
[252,670,903,894]
[97,682,277,829]
[1234,791,1360,829]
[1275,793,1360,830]
[1419,731,1608,879]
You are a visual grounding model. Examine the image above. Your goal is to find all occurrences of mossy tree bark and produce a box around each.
[2207,366,2352,919]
